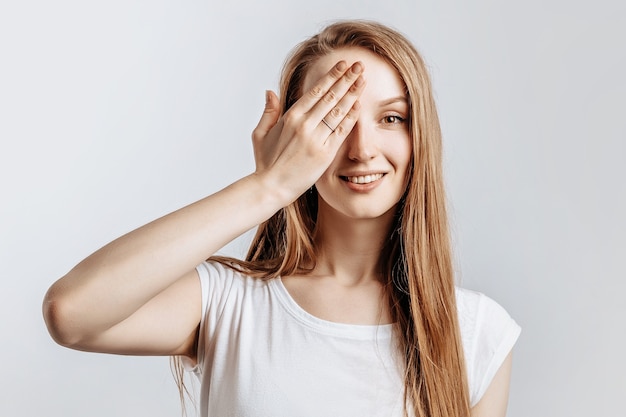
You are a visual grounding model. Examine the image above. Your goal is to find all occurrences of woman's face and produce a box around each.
[302,47,412,222]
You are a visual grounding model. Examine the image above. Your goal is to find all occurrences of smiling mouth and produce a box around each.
[340,173,385,184]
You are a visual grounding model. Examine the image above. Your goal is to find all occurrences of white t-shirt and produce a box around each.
[188,261,521,416]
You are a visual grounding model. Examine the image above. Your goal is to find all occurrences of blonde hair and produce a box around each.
[175,20,470,417]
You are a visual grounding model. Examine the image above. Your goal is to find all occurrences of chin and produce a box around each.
[333,202,399,222]
[316,189,403,223]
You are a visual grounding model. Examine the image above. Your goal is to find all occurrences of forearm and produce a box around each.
[43,172,287,344]
[44,59,364,348]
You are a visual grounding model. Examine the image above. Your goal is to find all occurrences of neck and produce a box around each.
[312,201,396,286]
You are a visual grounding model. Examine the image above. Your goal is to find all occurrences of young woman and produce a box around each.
[43,20,520,417]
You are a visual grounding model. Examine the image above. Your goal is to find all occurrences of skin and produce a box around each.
[42,47,513,416]
[471,352,513,417]
[281,48,412,326]
[43,56,366,357]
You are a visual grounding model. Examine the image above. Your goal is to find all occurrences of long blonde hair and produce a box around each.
[175,20,470,417]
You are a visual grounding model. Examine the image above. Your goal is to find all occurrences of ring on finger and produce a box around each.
[321,118,335,133]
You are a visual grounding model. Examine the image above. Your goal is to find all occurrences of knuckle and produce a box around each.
[334,125,346,136]
[330,106,343,118]
[342,73,356,84]
[331,64,345,79]
[282,110,297,125]
[342,69,359,84]
[309,86,324,98]
[251,125,268,140]
[304,118,319,133]
[323,90,337,103]
[293,121,309,136]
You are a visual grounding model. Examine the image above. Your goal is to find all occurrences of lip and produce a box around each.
[340,170,387,177]
[339,171,386,192]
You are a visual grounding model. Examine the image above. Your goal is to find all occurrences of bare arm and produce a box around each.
[470,352,514,417]
[42,175,285,356]
[42,60,365,359]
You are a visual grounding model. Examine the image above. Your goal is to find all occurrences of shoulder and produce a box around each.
[455,287,521,407]
[191,261,273,370]
[196,259,244,282]
[196,260,269,286]
[195,260,268,300]
[455,287,517,332]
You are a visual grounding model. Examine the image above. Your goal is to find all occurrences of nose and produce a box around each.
[346,121,378,161]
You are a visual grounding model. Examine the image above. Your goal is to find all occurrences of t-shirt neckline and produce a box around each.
[269,277,394,340]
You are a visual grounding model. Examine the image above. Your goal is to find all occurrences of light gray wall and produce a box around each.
[1,1,624,416]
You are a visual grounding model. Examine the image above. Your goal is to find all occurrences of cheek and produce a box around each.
[396,141,413,188]
[314,163,337,191]
[394,137,413,172]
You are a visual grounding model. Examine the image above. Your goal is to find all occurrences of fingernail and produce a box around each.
[354,75,364,87]
[336,61,347,71]
[351,62,363,74]
[265,90,271,105]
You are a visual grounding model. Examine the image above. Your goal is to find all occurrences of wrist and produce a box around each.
[247,171,302,212]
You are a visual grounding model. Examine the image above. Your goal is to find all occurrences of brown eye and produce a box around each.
[383,115,405,124]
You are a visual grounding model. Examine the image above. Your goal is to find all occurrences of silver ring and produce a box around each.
[321,118,335,133]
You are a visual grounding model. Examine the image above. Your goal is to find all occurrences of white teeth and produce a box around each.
[346,173,383,184]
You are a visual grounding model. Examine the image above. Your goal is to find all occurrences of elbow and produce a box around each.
[42,282,87,348]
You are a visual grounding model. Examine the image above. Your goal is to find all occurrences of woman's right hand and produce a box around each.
[42,61,365,361]
[250,61,365,204]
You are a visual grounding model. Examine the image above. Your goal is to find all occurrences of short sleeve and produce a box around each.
[183,261,237,375]
[456,288,521,407]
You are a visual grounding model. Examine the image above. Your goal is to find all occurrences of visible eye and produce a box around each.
[382,115,405,124]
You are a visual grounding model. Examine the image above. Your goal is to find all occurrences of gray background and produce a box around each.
[1,1,624,416]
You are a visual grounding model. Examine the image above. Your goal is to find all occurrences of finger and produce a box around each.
[290,60,351,114]
[308,61,364,124]
[251,90,280,143]
[317,74,365,134]
[324,99,361,149]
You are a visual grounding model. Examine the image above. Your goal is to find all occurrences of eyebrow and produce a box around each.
[378,96,408,106]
